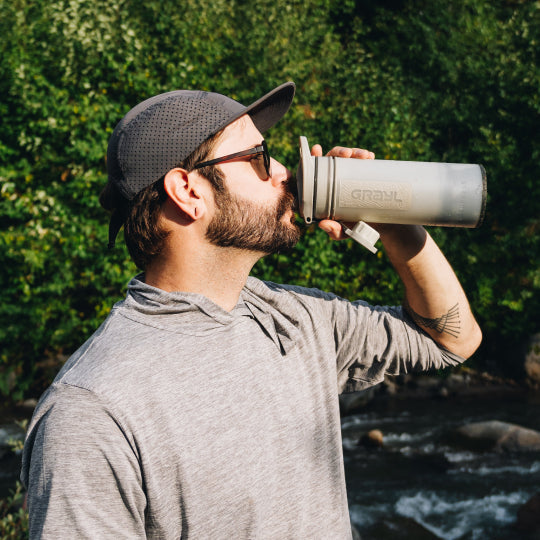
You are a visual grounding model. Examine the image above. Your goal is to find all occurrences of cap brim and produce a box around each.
[245,82,296,133]
[215,82,296,136]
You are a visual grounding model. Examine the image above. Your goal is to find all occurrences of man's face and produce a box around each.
[206,179,301,254]
[203,116,302,254]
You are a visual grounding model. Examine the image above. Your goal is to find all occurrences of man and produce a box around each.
[21,81,481,539]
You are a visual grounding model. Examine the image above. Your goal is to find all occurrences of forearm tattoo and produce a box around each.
[404,300,461,338]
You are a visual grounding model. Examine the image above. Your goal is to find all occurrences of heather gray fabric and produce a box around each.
[21,276,465,539]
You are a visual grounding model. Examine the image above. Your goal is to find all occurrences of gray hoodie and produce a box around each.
[22,276,464,539]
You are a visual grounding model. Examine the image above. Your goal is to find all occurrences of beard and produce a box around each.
[205,183,302,254]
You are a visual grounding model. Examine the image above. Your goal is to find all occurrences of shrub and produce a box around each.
[0,0,538,399]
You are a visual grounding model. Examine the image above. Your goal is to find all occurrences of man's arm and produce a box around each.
[372,224,481,358]
[311,144,482,359]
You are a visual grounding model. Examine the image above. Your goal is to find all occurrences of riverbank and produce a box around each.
[341,371,540,539]
[340,366,529,417]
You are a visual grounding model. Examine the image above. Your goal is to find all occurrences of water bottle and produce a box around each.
[296,136,487,253]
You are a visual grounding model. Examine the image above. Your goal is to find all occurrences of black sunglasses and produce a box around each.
[194,140,271,179]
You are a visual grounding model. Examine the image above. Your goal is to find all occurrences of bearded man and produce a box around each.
[21,82,481,539]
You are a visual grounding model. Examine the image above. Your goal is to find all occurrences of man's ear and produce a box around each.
[163,168,207,221]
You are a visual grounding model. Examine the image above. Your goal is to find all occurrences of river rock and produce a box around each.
[339,387,377,416]
[525,333,540,388]
[359,429,384,449]
[515,492,540,534]
[362,515,440,539]
[0,425,25,462]
[451,420,540,452]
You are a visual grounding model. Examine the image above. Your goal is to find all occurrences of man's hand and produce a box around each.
[310,144,375,240]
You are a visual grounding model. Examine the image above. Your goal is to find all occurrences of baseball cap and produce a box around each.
[105,81,296,247]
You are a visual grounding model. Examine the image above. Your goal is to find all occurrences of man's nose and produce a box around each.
[269,157,293,188]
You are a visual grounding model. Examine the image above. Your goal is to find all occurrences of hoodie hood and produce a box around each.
[119,275,298,354]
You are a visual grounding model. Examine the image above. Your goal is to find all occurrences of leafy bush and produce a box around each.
[0,482,28,539]
[0,0,538,399]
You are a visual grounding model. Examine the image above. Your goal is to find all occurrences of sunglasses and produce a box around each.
[194,140,271,179]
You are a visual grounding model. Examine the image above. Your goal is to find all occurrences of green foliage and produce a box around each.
[0,482,28,539]
[0,0,538,398]
[351,0,540,372]
[0,422,29,538]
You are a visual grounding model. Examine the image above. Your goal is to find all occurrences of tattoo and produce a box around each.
[404,301,461,338]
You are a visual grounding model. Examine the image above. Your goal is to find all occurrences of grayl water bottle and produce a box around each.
[296,136,487,253]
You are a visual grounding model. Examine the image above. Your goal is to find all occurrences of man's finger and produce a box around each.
[326,146,374,159]
[310,144,323,157]
[318,219,346,240]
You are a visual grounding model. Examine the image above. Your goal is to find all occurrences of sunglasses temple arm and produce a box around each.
[195,146,263,169]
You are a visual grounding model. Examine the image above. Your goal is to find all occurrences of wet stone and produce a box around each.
[450,420,540,452]
[515,493,540,534]
[359,429,384,449]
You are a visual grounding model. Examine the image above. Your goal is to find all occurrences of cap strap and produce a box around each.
[107,210,124,249]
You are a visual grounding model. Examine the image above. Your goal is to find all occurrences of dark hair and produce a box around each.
[100,131,225,270]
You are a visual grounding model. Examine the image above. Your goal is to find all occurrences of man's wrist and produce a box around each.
[374,224,427,261]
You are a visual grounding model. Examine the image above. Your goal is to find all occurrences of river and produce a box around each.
[342,391,540,539]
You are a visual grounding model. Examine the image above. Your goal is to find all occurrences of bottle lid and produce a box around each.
[343,221,380,254]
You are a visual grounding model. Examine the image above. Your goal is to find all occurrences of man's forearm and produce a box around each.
[376,224,482,359]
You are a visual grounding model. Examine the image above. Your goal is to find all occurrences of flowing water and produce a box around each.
[342,392,540,539]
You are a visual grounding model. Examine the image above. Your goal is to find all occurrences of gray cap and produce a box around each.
[107,81,296,201]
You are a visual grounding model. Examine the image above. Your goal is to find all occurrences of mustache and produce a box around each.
[285,177,298,198]
[277,185,297,218]
[283,178,298,209]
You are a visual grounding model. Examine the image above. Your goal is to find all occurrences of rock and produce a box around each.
[18,398,38,410]
[0,424,26,459]
[410,375,441,391]
[450,420,540,452]
[516,493,540,534]
[339,387,377,416]
[438,386,450,398]
[404,453,451,474]
[382,378,398,396]
[0,425,25,448]
[443,372,470,391]
[525,333,540,388]
[359,429,384,449]
[362,515,440,539]
[351,522,362,540]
